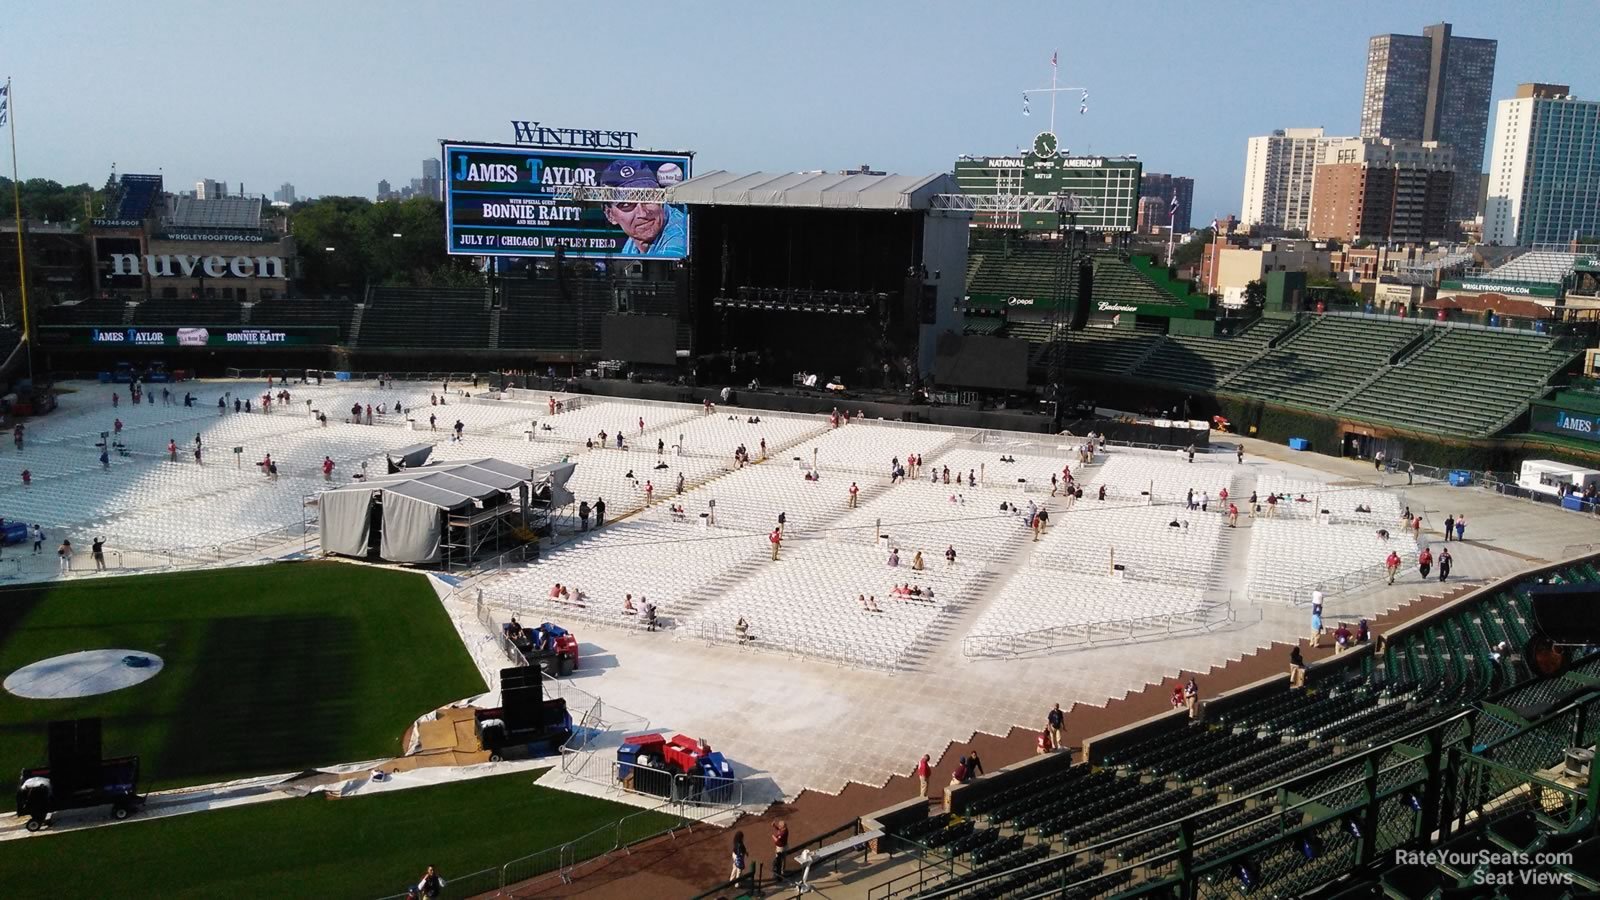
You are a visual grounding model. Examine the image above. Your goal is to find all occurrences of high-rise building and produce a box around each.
[419,158,443,200]
[1241,128,1341,233]
[195,179,228,200]
[377,179,392,200]
[1138,173,1194,233]
[1361,22,1497,224]
[1485,84,1600,246]
[1308,137,1455,245]
[273,182,297,204]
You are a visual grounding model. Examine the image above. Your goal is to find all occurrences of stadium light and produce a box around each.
[392,233,403,238]
[324,246,336,252]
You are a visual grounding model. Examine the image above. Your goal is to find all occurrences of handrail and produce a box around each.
[962,597,1236,658]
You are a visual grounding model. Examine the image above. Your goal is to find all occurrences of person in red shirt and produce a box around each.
[1036,729,1051,755]
[771,820,789,879]
[914,754,931,797]
[20,469,30,486]
[1227,503,1239,528]
[322,457,335,480]
[1417,547,1433,579]
[167,439,178,462]
[1385,550,1402,584]
[769,528,782,561]
[848,482,859,508]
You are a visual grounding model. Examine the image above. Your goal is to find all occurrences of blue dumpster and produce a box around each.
[1448,470,1472,487]
[335,371,352,381]
[1288,438,1310,451]
[1563,494,1585,511]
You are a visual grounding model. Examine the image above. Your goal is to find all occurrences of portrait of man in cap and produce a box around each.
[599,159,689,257]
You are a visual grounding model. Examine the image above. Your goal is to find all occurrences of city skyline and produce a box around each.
[2,1,1594,225]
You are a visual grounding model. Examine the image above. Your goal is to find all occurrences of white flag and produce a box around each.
[1079,89,1089,116]
[0,84,8,127]
[1022,93,1031,117]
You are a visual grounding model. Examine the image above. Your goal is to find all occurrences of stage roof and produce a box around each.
[670,170,957,211]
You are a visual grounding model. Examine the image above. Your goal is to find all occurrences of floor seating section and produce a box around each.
[881,564,1600,899]
[357,287,490,349]
[1246,518,1419,604]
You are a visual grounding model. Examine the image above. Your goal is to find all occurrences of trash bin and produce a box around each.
[1448,470,1472,487]
[1288,438,1310,451]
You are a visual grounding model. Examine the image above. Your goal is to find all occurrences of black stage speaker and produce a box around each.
[499,666,545,730]
[47,718,102,792]
[1071,260,1094,330]
[1525,584,1600,677]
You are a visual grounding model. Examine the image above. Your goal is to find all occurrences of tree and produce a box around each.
[1172,228,1213,269]
[288,195,479,296]
[0,176,106,225]
[1244,279,1266,312]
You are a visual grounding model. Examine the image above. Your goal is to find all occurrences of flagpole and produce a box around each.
[6,78,32,383]
[1048,51,1058,140]
[1167,205,1176,267]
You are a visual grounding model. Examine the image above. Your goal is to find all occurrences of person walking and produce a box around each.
[57,539,72,574]
[771,819,789,880]
[578,500,591,532]
[1407,462,1415,485]
[1047,703,1065,750]
[1443,514,1455,542]
[769,527,782,561]
[595,497,606,528]
[1289,645,1306,688]
[1184,676,1200,719]
[1438,547,1453,582]
[1236,445,1244,465]
[945,545,957,566]
[1385,550,1402,585]
[676,472,685,495]
[848,481,859,508]
[92,536,107,572]
[31,524,43,555]
[99,447,110,470]
[322,457,335,480]
[1454,515,1466,542]
[1418,547,1433,580]
[914,754,931,798]
[1310,600,1323,647]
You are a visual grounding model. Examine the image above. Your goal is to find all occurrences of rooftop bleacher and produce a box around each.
[356,287,491,349]
[163,197,263,230]
[1486,250,1582,283]
[107,174,162,220]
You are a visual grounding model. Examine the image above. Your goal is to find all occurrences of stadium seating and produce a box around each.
[1336,327,1580,435]
[1132,320,1279,387]
[248,298,356,340]
[108,174,162,220]
[357,287,491,349]
[499,281,613,352]
[1487,251,1582,283]
[44,298,128,325]
[1225,316,1425,412]
[132,298,242,326]
[1246,518,1418,604]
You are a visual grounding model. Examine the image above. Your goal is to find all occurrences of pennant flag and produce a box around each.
[1022,93,1031,117]
[1051,50,1058,68]
[1079,89,1089,115]
[0,83,8,127]
[1169,192,1180,219]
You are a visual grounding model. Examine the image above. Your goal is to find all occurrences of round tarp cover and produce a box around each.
[4,649,165,699]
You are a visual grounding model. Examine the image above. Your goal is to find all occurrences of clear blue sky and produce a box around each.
[4,1,1593,222]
